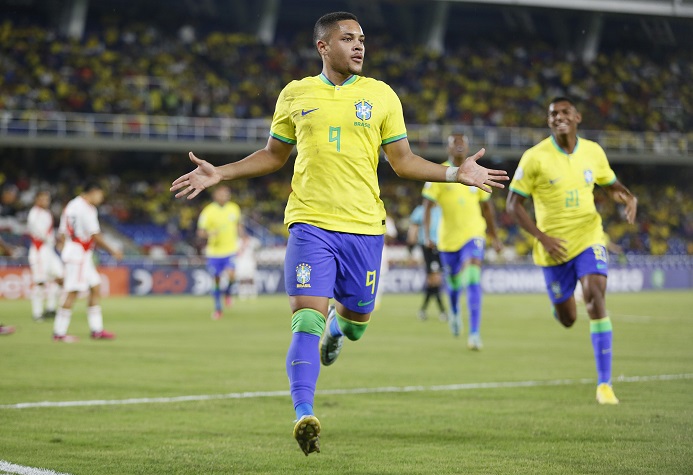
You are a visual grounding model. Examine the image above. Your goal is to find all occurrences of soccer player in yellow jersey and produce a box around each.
[197,186,242,320]
[171,12,508,455]
[506,97,637,405]
[422,134,502,349]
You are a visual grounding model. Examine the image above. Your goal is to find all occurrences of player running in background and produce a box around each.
[54,182,123,342]
[0,184,18,335]
[197,185,241,319]
[0,220,17,333]
[423,133,502,349]
[0,230,16,331]
[506,97,637,405]
[235,233,261,299]
[407,203,447,321]
[27,190,64,322]
[171,11,508,456]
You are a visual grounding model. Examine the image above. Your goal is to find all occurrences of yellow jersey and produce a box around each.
[422,161,491,252]
[509,136,616,266]
[197,201,241,257]
[270,73,407,235]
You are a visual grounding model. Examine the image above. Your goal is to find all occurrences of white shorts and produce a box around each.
[62,242,101,292]
[29,245,64,283]
[236,257,256,280]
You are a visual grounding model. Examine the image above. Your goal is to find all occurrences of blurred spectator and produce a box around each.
[0,20,690,132]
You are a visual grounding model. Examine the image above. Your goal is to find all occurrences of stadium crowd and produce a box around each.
[1,20,691,132]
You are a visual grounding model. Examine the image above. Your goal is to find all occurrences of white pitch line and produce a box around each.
[0,460,72,475]
[1,373,691,410]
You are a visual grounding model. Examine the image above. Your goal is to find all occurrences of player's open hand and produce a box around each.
[170,152,223,199]
[539,234,568,262]
[615,191,638,224]
[456,148,509,192]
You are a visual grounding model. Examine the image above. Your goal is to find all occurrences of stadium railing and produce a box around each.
[1,111,691,161]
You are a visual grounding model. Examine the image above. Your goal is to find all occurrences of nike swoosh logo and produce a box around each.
[357,299,374,307]
[301,108,319,116]
[291,360,311,366]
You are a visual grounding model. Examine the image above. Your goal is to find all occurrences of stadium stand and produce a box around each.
[1,20,691,132]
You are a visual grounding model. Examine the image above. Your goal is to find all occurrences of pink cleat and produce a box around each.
[53,334,78,343]
[212,310,223,320]
[91,330,116,340]
[224,294,233,308]
[0,324,16,335]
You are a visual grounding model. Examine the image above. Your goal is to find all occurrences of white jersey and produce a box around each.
[59,196,100,252]
[59,196,102,292]
[27,206,56,249]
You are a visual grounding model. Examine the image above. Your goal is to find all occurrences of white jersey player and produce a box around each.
[236,234,261,299]
[53,183,123,342]
[27,190,64,321]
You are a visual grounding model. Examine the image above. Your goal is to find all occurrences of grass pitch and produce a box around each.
[0,292,692,474]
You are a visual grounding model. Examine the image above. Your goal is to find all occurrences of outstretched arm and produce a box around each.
[171,137,295,199]
[603,180,637,224]
[506,191,567,262]
[381,138,508,193]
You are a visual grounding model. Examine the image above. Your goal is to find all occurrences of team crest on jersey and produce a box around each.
[355,100,373,121]
[296,263,312,288]
[584,169,594,184]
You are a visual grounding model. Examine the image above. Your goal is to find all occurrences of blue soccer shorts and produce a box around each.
[284,223,384,314]
[439,237,485,276]
[542,244,608,304]
[206,254,236,277]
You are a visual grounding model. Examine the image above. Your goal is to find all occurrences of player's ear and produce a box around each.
[575,110,582,125]
[316,39,329,57]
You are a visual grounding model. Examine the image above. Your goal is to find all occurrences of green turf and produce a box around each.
[0,292,692,474]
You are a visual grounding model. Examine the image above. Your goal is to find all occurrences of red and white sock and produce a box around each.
[87,305,103,333]
[53,308,72,336]
[31,284,45,319]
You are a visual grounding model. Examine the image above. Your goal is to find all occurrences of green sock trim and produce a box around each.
[291,309,326,336]
[446,272,464,290]
[461,264,481,286]
[336,312,369,341]
[590,317,613,333]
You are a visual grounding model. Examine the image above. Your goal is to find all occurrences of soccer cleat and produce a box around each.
[33,315,45,323]
[224,295,233,308]
[53,334,78,343]
[211,310,222,320]
[417,309,427,321]
[439,311,448,322]
[320,305,343,366]
[449,311,462,337]
[0,324,16,335]
[293,415,321,456]
[91,330,116,340]
[467,333,483,351]
[596,383,619,405]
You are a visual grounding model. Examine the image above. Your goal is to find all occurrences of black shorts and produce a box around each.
[422,246,442,274]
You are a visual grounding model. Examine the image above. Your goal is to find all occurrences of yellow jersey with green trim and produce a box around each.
[509,136,616,266]
[422,161,491,252]
[270,73,407,235]
[197,201,241,257]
